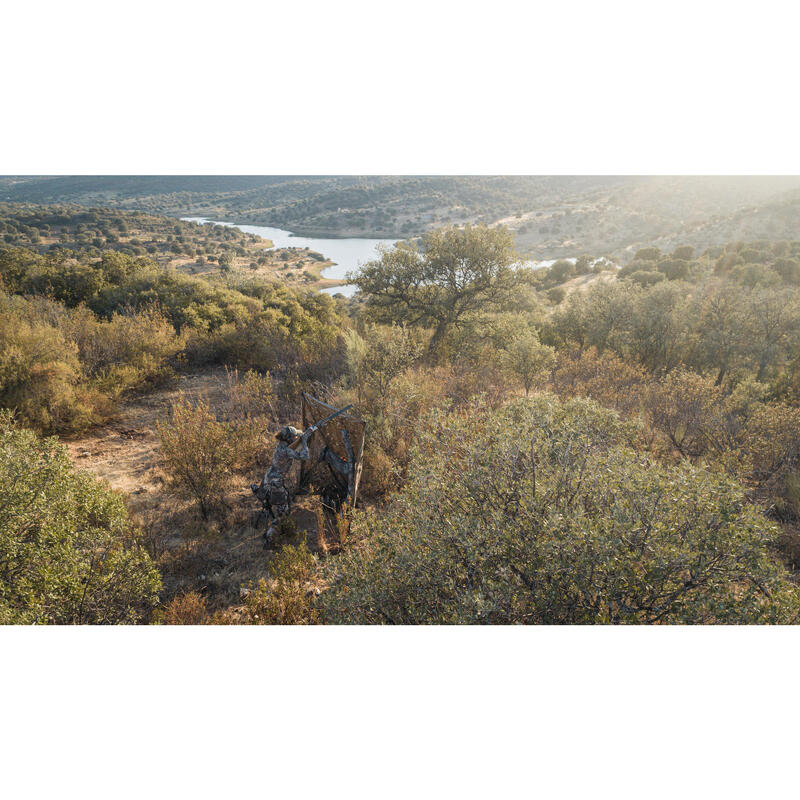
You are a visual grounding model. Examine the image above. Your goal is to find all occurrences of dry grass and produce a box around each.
[171,244,340,292]
[66,367,341,619]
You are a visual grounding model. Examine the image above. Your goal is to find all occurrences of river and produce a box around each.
[182,217,397,297]
[182,217,614,297]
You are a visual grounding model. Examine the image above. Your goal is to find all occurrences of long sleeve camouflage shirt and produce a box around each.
[265,438,309,486]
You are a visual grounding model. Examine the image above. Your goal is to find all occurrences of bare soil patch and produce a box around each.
[65,369,331,611]
[66,369,231,510]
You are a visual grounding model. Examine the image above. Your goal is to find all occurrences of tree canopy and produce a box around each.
[350,225,531,351]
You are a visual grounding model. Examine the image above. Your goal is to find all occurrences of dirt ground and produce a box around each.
[65,368,331,609]
[66,368,231,510]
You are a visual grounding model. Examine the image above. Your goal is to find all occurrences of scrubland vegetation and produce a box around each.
[0,203,267,262]
[5,176,800,260]
[3,207,800,624]
[2,176,615,238]
[0,411,160,623]
[0,243,343,434]
[0,203,335,290]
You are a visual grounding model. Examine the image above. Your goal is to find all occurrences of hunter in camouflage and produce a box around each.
[252,425,311,544]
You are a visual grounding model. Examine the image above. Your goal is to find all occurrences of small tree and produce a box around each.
[644,368,722,458]
[345,324,422,400]
[548,259,575,283]
[501,330,555,395]
[351,225,528,353]
[157,396,237,518]
[547,286,566,305]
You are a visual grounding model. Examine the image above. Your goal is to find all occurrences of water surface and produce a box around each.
[183,217,397,297]
[183,218,615,297]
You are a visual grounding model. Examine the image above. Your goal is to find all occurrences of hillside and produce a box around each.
[0,175,623,237]
[0,203,339,290]
[4,219,800,626]
[509,176,800,261]
[3,176,799,262]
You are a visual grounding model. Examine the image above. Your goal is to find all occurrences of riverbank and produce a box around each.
[266,224,402,240]
[183,217,401,298]
[175,211,406,240]
[175,217,344,291]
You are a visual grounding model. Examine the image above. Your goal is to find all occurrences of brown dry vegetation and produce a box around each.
[6,220,800,625]
[64,368,332,619]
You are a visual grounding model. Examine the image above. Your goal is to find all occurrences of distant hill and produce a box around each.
[507,176,800,261]
[0,176,293,201]
[2,175,799,259]
[0,176,628,237]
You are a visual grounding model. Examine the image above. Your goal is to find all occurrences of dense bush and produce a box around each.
[237,543,320,624]
[156,396,243,519]
[0,245,348,434]
[344,324,423,401]
[0,292,103,433]
[0,413,161,623]
[322,395,799,624]
[64,306,182,398]
[0,290,181,433]
[550,347,647,418]
[548,273,800,383]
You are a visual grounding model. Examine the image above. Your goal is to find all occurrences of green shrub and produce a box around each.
[322,395,799,624]
[500,330,555,395]
[657,258,690,280]
[627,269,665,287]
[65,307,182,398]
[0,291,181,433]
[0,413,161,623]
[0,295,101,433]
[634,247,661,261]
[344,324,422,400]
[239,543,320,624]
[156,396,239,519]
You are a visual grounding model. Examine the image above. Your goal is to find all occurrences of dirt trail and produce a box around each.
[66,368,326,554]
[66,369,232,509]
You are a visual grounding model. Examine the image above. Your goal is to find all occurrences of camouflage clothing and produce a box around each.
[321,428,354,479]
[266,436,309,484]
[254,428,310,542]
[319,428,356,508]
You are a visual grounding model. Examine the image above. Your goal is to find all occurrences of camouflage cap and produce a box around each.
[277,425,302,442]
